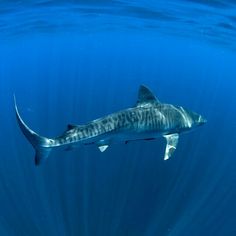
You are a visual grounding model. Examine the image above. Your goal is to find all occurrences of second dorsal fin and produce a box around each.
[136,85,160,106]
[67,124,80,130]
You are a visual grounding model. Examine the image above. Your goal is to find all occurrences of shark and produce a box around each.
[14,85,206,166]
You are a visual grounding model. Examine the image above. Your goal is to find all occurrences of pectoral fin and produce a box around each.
[163,134,179,160]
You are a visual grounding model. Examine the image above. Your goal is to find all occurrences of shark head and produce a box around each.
[186,109,207,128]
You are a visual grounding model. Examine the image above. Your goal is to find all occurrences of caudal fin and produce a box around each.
[14,96,53,166]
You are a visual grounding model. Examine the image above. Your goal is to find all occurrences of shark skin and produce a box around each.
[14,85,206,166]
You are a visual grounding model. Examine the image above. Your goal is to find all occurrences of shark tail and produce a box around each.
[14,96,53,166]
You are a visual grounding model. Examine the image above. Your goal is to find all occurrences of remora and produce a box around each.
[14,85,206,166]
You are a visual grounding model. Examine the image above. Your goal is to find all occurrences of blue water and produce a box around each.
[0,0,236,235]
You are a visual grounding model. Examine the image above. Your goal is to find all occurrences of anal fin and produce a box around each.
[65,145,77,151]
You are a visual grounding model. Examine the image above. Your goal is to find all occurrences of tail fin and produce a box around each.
[14,96,53,166]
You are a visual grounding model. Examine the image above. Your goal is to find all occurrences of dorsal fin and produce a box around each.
[136,85,160,106]
[67,124,80,130]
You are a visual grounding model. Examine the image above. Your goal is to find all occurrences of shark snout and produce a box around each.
[198,115,207,125]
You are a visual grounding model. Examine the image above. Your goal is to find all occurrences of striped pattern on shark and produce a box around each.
[14,85,206,166]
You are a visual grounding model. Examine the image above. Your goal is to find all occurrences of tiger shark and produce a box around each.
[14,85,206,166]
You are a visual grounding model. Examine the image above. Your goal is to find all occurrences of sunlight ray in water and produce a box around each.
[0,1,235,235]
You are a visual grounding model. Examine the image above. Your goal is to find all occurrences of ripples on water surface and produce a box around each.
[0,0,236,49]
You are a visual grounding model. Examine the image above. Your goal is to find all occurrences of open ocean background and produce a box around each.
[0,0,236,235]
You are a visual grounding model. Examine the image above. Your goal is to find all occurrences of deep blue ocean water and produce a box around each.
[0,0,236,235]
